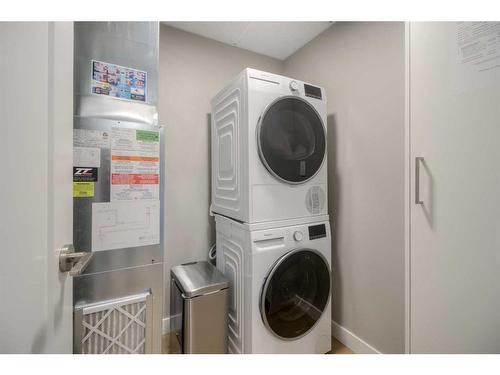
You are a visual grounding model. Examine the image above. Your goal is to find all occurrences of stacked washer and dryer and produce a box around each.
[210,68,331,354]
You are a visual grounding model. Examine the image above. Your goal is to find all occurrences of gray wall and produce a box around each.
[159,25,283,317]
[283,22,405,353]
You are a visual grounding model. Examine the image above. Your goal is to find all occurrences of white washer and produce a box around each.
[211,68,328,223]
[215,214,332,354]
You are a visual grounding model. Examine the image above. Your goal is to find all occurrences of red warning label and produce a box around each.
[112,173,159,185]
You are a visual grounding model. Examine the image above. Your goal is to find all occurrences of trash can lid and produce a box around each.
[171,261,228,298]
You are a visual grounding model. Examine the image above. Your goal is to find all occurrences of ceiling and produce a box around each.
[162,22,333,60]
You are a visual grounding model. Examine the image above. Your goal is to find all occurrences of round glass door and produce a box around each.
[257,96,326,184]
[260,249,331,340]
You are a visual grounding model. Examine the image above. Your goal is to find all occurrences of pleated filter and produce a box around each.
[74,291,152,354]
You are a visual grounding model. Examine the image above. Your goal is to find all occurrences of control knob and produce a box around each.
[289,80,299,92]
[293,231,304,242]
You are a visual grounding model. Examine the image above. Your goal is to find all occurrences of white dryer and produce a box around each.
[215,214,332,354]
[211,68,328,223]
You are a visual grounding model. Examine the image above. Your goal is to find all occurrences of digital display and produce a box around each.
[308,224,326,240]
[304,84,322,100]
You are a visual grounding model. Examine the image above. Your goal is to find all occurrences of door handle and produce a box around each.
[415,157,424,205]
[59,244,93,276]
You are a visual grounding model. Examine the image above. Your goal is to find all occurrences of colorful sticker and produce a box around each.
[136,130,160,142]
[73,182,95,198]
[91,60,147,102]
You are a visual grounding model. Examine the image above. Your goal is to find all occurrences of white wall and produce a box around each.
[159,25,284,317]
[283,22,406,353]
[0,22,74,353]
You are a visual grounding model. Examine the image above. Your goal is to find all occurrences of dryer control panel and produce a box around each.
[304,83,322,100]
[308,224,327,240]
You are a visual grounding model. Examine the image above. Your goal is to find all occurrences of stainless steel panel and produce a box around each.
[83,246,162,275]
[74,263,163,353]
[77,95,158,125]
[184,289,228,354]
[74,22,159,125]
[73,22,163,355]
[73,117,165,262]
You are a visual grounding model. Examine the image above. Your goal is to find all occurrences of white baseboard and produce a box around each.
[331,320,381,354]
[164,315,381,353]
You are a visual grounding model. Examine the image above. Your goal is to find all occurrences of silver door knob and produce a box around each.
[59,244,93,276]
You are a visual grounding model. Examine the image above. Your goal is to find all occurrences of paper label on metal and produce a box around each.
[91,60,147,102]
[74,146,101,168]
[73,129,110,148]
[110,127,160,201]
[91,200,160,251]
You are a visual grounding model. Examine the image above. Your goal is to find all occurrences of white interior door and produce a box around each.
[409,22,500,353]
[0,22,74,353]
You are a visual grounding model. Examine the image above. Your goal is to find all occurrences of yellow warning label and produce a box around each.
[73,182,94,198]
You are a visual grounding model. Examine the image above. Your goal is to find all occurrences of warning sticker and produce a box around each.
[73,167,98,182]
[111,173,158,184]
[111,127,160,201]
[73,182,94,198]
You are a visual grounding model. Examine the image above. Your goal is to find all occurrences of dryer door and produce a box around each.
[260,248,331,340]
[257,96,326,184]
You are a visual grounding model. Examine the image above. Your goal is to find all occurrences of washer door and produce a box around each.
[260,249,331,340]
[257,96,326,184]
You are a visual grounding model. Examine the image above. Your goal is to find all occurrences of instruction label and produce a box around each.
[73,129,110,148]
[457,22,500,72]
[91,200,160,251]
[455,22,500,92]
[111,127,160,201]
[73,182,94,198]
[74,146,100,168]
[91,60,147,102]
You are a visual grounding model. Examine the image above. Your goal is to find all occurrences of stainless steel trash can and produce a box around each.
[170,261,228,354]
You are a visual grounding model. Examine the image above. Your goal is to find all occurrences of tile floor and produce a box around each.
[161,334,354,354]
